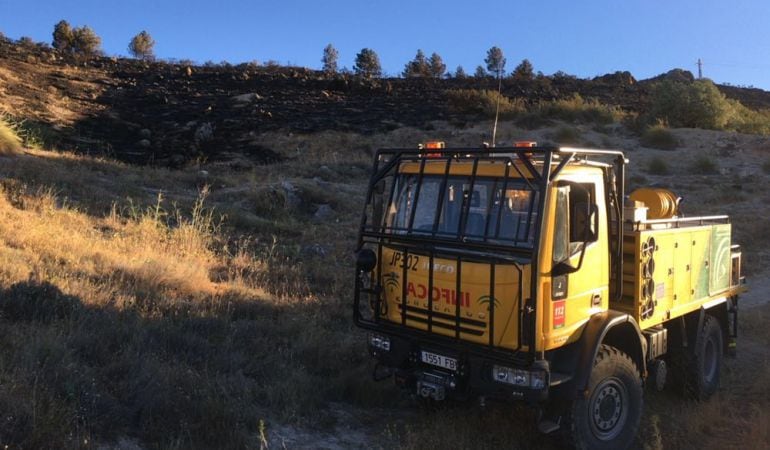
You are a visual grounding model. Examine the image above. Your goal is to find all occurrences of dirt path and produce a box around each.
[266,403,398,449]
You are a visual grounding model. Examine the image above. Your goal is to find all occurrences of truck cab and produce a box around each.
[353,143,744,449]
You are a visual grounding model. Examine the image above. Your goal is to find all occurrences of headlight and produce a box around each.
[493,365,529,386]
[369,333,390,351]
[493,365,547,389]
[530,371,547,389]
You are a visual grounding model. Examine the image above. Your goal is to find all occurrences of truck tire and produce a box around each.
[565,345,643,450]
[683,314,723,400]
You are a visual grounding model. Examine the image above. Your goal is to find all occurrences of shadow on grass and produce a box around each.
[0,278,393,449]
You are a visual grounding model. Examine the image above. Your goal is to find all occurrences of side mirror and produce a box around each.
[371,181,385,228]
[356,248,377,272]
[552,259,579,276]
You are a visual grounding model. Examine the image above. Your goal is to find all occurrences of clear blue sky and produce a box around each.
[3,0,770,89]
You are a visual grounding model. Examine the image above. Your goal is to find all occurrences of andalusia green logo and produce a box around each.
[383,272,399,292]
[477,295,501,311]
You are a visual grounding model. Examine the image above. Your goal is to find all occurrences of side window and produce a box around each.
[554,182,598,260]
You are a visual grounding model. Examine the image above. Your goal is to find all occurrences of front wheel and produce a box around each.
[565,345,643,450]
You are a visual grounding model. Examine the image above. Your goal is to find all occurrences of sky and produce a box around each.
[3,0,770,89]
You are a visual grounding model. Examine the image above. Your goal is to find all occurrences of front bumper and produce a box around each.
[369,332,550,404]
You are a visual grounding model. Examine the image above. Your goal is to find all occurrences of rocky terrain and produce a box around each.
[3,38,770,166]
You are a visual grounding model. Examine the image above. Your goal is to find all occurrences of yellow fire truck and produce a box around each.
[353,143,745,449]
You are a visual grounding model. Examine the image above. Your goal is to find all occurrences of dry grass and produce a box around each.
[0,185,218,303]
[447,89,526,118]
[0,116,22,155]
[0,125,766,448]
[641,301,770,450]
[516,93,626,129]
[0,135,390,448]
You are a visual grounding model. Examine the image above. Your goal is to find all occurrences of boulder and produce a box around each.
[313,204,334,221]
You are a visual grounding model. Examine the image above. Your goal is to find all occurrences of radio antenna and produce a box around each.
[491,70,503,147]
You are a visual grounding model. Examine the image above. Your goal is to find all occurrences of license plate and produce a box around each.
[420,351,458,371]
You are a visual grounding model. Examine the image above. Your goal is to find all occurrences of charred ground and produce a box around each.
[4,38,770,166]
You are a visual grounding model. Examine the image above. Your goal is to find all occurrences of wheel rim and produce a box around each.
[589,378,629,441]
[703,336,718,384]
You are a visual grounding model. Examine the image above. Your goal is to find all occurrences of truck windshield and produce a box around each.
[383,174,540,248]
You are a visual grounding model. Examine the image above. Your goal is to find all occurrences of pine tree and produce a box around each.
[354,48,382,78]
[52,20,73,52]
[403,49,429,78]
[484,46,506,77]
[455,65,467,79]
[322,43,339,75]
[512,59,534,81]
[429,52,446,78]
[474,65,487,78]
[71,26,101,56]
[128,30,155,60]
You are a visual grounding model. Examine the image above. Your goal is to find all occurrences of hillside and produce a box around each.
[0,37,769,449]
[3,38,770,165]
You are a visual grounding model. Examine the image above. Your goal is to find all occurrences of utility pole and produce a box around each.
[697,58,703,79]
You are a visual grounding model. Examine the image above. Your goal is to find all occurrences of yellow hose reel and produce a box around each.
[629,188,680,220]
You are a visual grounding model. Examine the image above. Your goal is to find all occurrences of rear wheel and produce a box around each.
[565,345,643,450]
[683,314,723,400]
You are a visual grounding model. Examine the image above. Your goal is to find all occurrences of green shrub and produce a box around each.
[691,156,719,174]
[516,94,624,128]
[728,106,770,134]
[640,125,678,150]
[250,186,288,218]
[649,79,731,129]
[551,125,581,144]
[540,94,623,124]
[447,89,525,118]
[648,79,770,134]
[646,157,670,175]
[630,174,648,185]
